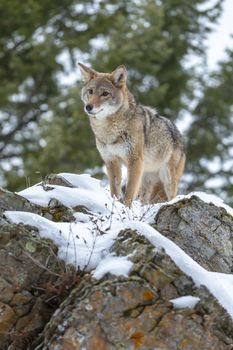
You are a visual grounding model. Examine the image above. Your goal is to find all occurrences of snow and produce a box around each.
[170,296,200,309]
[168,191,233,217]
[93,255,133,280]
[18,173,161,223]
[126,221,207,284]
[4,172,233,319]
[18,183,110,214]
[58,173,103,191]
[18,173,233,218]
[122,221,233,319]
[5,210,118,270]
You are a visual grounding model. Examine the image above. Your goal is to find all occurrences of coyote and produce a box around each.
[78,63,186,207]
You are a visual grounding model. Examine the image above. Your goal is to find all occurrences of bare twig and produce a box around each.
[22,249,61,277]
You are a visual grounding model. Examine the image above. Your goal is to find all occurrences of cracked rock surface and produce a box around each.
[0,182,80,349]
[154,196,233,273]
[0,224,76,349]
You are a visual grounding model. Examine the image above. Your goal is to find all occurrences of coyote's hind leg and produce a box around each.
[161,152,186,201]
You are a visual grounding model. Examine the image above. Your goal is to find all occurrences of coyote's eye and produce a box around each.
[88,89,93,95]
[102,91,109,96]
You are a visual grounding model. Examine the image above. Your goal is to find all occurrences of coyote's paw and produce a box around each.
[123,196,133,208]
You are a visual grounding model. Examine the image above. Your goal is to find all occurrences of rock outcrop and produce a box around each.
[0,176,232,350]
[39,230,233,350]
[0,221,78,350]
[154,196,233,273]
[0,186,77,349]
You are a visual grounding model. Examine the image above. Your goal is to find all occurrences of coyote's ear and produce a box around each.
[111,65,127,87]
[78,62,97,82]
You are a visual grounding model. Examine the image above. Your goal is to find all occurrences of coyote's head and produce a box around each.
[78,63,127,119]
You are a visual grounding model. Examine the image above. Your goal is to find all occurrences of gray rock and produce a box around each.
[0,187,41,216]
[154,196,233,273]
[43,174,75,188]
[0,223,76,349]
[38,230,233,350]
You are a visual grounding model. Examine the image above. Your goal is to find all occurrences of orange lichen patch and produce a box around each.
[143,290,155,302]
[122,290,134,300]
[60,340,77,350]
[11,293,32,306]
[88,325,108,350]
[180,338,194,347]
[144,269,173,289]
[93,290,102,301]
[124,320,134,331]
[0,302,16,333]
[130,331,145,348]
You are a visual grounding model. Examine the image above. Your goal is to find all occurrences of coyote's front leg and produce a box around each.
[106,160,122,199]
[124,156,144,207]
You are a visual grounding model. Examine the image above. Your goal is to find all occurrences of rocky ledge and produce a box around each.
[0,174,232,350]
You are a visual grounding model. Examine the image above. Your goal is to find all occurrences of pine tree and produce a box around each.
[92,0,222,117]
[0,0,122,188]
[0,0,225,194]
[186,47,233,204]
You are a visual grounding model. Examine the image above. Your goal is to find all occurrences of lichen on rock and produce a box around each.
[154,196,233,273]
[1,177,233,350]
[0,221,77,349]
[38,230,233,350]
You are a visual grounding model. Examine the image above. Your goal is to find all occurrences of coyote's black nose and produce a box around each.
[86,104,93,112]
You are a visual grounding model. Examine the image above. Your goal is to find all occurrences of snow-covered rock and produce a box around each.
[1,172,233,349]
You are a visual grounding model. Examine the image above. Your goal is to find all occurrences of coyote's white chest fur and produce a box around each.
[98,141,128,162]
[79,62,186,207]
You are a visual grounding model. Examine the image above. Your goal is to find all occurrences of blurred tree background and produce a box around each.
[0,0,232,204]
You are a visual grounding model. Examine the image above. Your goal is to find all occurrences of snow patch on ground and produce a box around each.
[170,296,200,309]
[93,255,133,280]
[5,210,118,270]
[19,184,110,214]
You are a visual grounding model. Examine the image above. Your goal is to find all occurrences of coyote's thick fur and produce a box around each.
[79,63,186,207]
